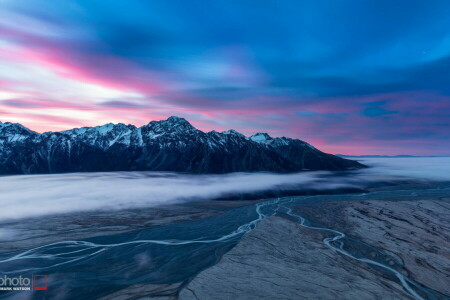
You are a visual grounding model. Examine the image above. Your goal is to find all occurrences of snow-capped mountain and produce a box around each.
[0,121,37,144]
[0,116,365,174]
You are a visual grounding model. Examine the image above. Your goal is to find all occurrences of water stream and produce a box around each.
[0,189,449,299]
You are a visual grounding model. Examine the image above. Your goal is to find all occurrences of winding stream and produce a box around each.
[0,190,449,299]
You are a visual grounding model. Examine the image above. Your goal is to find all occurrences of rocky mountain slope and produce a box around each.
[0,116,365,174]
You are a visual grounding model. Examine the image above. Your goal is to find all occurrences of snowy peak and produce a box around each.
[0,121,35,134]
[62,123,135,136]
[250,132,273,143]
[142,116,197,135]
[250,133,312,148]
[0,121,36,143]
[58,123,137,149]
[222,129,246,138]
[91,123,115,135]
[162,116,195,130]
[0,117,366,174]
[166,116,190,124]
[0,118,312,150]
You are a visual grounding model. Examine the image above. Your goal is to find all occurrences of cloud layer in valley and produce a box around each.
[0,157,449,221]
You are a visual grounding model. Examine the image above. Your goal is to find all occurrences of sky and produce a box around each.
[0,0,449,155]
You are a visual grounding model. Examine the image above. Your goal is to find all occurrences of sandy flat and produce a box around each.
[295,199,450,296]
[179,216,412,300]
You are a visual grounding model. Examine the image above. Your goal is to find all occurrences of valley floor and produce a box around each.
[2,185,449,300]
[179,198,450,300]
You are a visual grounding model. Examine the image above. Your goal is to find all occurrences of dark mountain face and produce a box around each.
[0,117,365,174]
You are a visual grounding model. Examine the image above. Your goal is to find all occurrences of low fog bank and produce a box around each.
[357,157,450,181]
[1,157,449,221]
[0,171,348,221]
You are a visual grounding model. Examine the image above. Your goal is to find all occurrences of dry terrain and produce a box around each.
[179,199,450,299]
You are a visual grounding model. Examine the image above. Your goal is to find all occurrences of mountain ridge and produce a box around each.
[0,116,366,174]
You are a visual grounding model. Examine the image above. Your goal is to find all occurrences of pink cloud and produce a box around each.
[1,23,449,156]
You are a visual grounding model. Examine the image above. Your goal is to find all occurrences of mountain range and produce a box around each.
[0,116,365,174]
